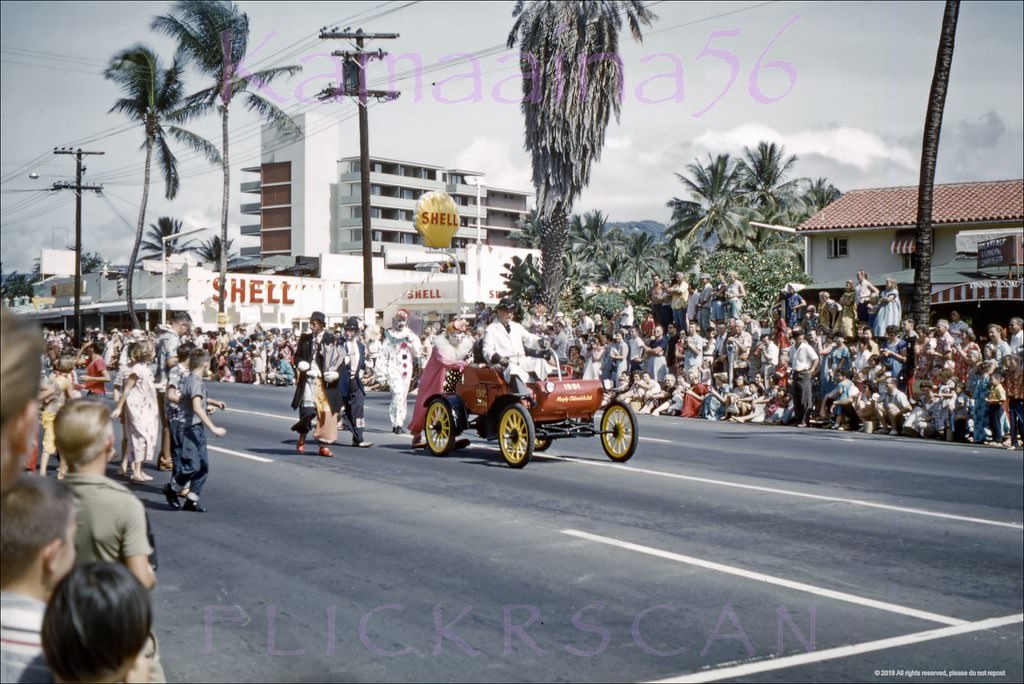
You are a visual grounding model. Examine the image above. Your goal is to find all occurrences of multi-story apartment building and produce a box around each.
[240,113,532,261]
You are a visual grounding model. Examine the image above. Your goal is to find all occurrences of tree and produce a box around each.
[104,44,219,329]
[568,210,612,266]
[194,236,235,265]
[801,177,841,216]
[498,254,543,318]
[617,231,669,296]
[140,216,199,259]
[701,250,811,321]
[153,0,301,317]
[667,153,747,252]
[911,1,959,326]
[507,0,655,313]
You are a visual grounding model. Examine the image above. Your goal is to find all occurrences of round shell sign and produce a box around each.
[414,191,460,248]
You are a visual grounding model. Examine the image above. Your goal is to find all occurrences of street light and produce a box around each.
[161,227,206,325]
[465,176,487,303]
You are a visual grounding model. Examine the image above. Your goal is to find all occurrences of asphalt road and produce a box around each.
[115,382,1022,683]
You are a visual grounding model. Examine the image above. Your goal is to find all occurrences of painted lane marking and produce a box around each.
[645,613,1024,683]
[224,409,1022,530]
[208,446,274,463]
[541,456,1023,530]
[560,529,966,626]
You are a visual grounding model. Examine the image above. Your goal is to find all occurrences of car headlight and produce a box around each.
[602,379,613,390]
[544,381,555,393]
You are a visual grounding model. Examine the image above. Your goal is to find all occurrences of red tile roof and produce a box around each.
[797,179,1024,232]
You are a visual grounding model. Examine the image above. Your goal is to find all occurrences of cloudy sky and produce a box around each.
[2,0,1022,274]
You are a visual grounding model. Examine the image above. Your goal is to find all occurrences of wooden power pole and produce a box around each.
[318,27,399,312]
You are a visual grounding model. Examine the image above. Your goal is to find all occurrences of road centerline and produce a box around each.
[643,612,1024,683]
[560,528,968,626]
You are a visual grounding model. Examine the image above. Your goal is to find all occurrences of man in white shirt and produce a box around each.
[788,328,820,427]
[1009,316,1023,359]
[574,311,594,338]
[483,298,555,395]
[876,376,913,434]
[683,325,705,373]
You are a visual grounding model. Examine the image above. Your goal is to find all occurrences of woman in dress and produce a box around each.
[409,319,474,449]
[111,340,160,483]
[968,360,995,444]
[873,278,902,339]
[681,371,709,418]
[582,334,607,380]
[646,326,668,382]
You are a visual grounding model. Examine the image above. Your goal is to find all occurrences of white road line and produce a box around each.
[223,408,292,421]
[560,529,966,626]
[224,409,1022,530]
[542,455,1023,530]
[208,446,274,463]
[645,613,1024,683]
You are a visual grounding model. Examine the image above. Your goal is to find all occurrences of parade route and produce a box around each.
[122,383,1021,683]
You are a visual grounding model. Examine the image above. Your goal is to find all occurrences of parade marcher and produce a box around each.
[338,317,373,448]
[482,297,556,397]
[290,312,341,458]
[380,309,422,435]
[409,319,475,449]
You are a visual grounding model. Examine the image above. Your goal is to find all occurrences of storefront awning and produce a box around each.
[890,231,917,255]
[931,279,1023,305]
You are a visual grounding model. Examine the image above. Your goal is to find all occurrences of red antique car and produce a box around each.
[421,364,638,468]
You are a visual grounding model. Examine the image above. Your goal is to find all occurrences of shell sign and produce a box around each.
[414,191,460,248]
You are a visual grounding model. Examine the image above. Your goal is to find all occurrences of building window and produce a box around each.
[827,238,848,259]
[902,253,913,270]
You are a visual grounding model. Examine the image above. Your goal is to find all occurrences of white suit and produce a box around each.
[482,320,555,385]
[382,326,422,429]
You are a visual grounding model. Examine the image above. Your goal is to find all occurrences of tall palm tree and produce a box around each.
[740,141,800,212]
[194,236,235,265]
[911,1,959,326]
[104,45,219,329]
[139,216,199,259]
[617,231,668,294]
[511,209,544,249]
[667,154,747,253]
[152,0,301,317]
[508,0,655,313]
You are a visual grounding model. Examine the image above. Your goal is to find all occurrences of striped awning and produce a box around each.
[891,231,917,255]
[931,279,1023,305]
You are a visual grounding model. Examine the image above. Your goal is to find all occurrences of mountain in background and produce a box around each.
[605,220,668,241]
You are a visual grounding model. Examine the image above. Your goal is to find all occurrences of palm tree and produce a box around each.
[194,236,235,266]
[511,209,544,249]
[801,177,841,216]
[911,1,959,326]
[507,0,655,313]
[740,141,800,212]
[667,154,747,253]
[617,231,669,294]
[568,210,611,265]
[152,0,301,317]
[140,216,199,259]
[104,45,219,329]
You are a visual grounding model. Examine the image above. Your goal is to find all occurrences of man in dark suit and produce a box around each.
[337,317,373,448]
[290,311,342,457]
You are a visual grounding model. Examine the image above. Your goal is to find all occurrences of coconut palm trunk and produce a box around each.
[126,138,154,330]
[911,0,959,326]
[540,209,568,311]
[218,104,230,315]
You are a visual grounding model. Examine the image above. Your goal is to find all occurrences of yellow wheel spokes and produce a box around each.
[500,409,528,463]
[426,403,451,452]
[602,406,631,458]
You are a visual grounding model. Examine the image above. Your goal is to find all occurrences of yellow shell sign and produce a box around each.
[414,191,460,248]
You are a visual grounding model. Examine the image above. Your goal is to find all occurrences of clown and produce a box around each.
[381,309,422,433]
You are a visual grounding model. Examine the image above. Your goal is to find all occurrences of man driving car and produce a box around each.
[482,297,556,396]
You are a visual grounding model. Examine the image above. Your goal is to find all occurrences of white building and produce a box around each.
[239,113,533,261]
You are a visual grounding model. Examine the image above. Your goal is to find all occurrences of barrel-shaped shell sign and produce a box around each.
[414,191,460,248]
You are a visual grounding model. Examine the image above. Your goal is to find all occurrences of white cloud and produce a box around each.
[450,137,532,191]
[693,124,916,171]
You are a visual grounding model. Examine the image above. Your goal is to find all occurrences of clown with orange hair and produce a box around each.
[381,309,422,434]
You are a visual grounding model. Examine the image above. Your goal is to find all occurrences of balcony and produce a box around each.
[240,202,261,215]
[240,180,261,194]
[240,223,261,236]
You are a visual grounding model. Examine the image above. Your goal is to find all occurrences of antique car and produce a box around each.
[421,364,638,468]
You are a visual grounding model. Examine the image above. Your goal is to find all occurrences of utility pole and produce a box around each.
[53,147,103,343]
[318,27,399,312]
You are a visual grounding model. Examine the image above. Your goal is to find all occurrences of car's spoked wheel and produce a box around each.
[600,401,637,462]
[425,398,456,456]
[534,436,552,452]
[498,404,534,468]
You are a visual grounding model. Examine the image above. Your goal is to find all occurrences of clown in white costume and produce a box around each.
[381,309,423,433]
